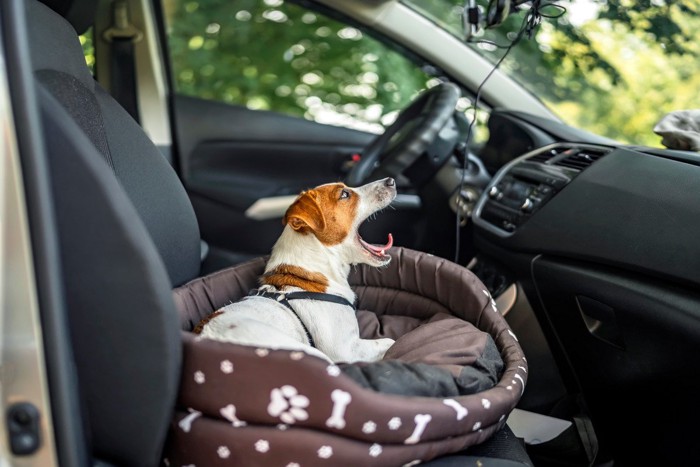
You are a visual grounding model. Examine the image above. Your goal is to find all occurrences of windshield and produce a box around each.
[402,0,700,147]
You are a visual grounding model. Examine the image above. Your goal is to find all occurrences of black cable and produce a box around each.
[453,1,564,263]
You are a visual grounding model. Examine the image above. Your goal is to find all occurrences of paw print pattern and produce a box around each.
[193,371,205,384]
[254,440,270,453]
[326,365,341,377]
[369,444,383,457]
[481,398,491,409]
[217,446,230,459]
[220,360,234,374]
[318,445,333,459]
[388,417,402,430]
[267,385,310,424]
[362,421,377,434]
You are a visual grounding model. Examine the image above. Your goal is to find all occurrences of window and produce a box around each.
[79,28,95,74]
[162,0,437,133]
[402,0,700,147]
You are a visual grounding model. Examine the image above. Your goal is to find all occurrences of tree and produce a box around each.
[163,0,435,131]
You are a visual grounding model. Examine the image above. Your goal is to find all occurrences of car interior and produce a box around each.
[5,0,700,466]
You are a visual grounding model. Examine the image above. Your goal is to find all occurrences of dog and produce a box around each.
[198,177,398,363]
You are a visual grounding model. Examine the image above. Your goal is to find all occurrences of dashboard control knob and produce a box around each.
[488,186,501,199]
[521,198,534,213]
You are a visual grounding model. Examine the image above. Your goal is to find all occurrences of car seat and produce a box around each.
[24,0,532,465]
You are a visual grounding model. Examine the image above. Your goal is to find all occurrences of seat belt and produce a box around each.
[103,0,143,123]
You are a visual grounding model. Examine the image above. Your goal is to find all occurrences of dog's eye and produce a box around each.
[339,189,351,200]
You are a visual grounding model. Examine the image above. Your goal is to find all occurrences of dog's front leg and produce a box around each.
[324,333,395,363]
[302,305,396,363]
[350,336,395,363]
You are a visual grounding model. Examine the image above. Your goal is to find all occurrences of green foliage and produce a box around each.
[79,28,95,74]
[164,0,700,147]
[405,0,700,146]
[164,0,434,129]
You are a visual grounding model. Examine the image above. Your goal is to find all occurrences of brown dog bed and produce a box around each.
[165,247,527,466]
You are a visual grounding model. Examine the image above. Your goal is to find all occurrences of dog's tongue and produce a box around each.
[364,233,393,255]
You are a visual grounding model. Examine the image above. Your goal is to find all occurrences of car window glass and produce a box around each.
[162,0,445,134]
[80,28,95,74]
[402,0,700,147]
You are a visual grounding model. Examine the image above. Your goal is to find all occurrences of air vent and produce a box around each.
[528,151,556,164]
[553,148,608,171]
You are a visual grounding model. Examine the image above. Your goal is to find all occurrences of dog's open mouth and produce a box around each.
[358,232,393,259]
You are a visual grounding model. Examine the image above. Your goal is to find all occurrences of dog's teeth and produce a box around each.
[380,249,385,255]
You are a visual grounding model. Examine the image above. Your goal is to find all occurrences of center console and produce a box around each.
[473,143,611,236]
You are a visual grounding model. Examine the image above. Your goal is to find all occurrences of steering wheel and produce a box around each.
[345,82,461,187]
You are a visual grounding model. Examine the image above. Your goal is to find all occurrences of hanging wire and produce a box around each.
[453,0,566,263]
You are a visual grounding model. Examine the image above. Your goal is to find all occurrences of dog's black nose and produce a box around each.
[385,177,395,187]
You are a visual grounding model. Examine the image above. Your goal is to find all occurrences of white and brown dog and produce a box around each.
[199,177,397,363]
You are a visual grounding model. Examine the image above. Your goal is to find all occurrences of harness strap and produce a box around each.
[277,291,355,309]
[247,289,356,349]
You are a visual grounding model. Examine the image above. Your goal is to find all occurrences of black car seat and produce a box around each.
[23,0,533,465]
[26,0,199,464]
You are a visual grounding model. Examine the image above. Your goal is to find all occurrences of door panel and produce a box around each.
[188,140,359,209]
[532,256,700,464]
[173,95,375,257]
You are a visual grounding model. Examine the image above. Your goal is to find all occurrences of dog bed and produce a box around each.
[165,247,527,466]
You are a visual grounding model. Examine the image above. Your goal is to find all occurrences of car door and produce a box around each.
[159,0,438,263]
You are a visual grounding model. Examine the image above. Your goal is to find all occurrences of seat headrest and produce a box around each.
[38,0,96,34]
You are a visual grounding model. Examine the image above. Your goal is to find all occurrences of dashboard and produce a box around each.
[470,110,700,287]
[474,143,610,236]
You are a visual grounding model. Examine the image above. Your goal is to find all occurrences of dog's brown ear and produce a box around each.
[284,190,326,232]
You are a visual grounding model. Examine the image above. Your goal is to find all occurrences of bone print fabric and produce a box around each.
[165,247,527,466]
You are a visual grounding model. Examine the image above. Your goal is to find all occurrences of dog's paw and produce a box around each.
[376,337,395,351]
[364,337,396,362]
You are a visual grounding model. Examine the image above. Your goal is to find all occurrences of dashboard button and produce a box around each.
[502,221,516,232]
[488,186,504,201]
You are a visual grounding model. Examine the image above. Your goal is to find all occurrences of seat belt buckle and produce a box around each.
[103,0,143,43]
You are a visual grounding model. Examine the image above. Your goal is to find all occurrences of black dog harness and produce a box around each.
[247,289,355,348]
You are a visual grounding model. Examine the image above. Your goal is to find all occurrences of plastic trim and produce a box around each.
[472,142,614,238]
